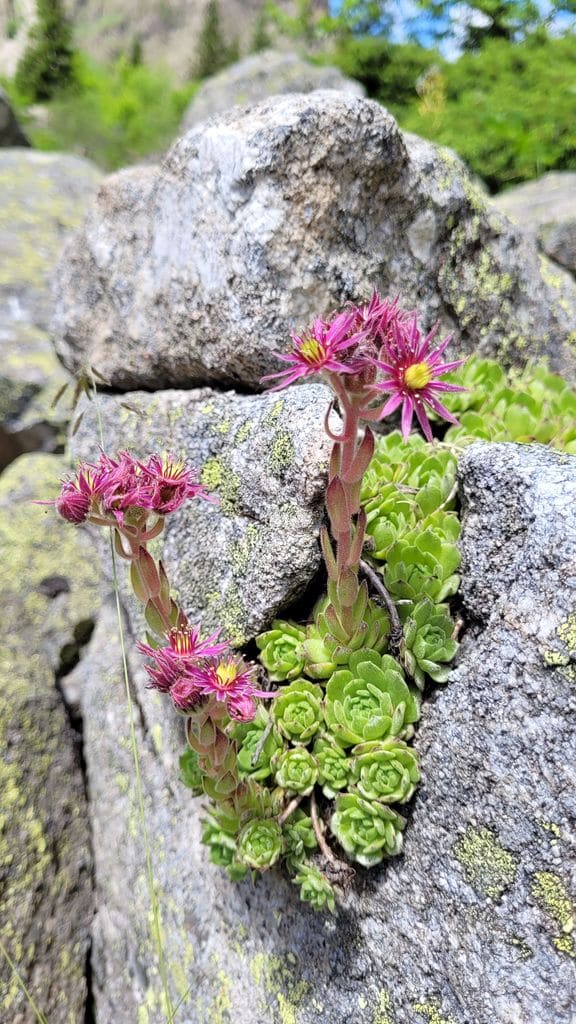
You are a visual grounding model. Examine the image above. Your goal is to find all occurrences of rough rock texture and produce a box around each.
[0,88,29,147]
[54,93,576,393]
[0,454,100,1023]
[70,382,334,643]
[0,150,101,469]
[182,49,365,131]
[68,441,576,1023]
[493,171,576,277]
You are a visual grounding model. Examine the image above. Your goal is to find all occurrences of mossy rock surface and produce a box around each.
[0,150,101,458]
[0,453,100,1023]
[61,438,576,1023]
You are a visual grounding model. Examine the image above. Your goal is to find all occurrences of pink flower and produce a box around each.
[227,692,258,722]
[50,464,109,523]
[55,480,91,524]
[138,625,229,692]
[261,311,368,390]
[351,291,408,343]
[138,455,211,514]
[170,676,204,713]
[373,317,466,441]
[51,451,210,527]
[191,656,274,722]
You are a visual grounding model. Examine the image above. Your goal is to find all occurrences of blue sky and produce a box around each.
[330,1,575,58]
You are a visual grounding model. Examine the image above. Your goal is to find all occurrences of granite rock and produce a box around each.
[493,171,576,278]
[53,93,576,393]
[0,150,101,469]
[181,49,365,131]
[0,454,100,1023]
[65,439,576,1023]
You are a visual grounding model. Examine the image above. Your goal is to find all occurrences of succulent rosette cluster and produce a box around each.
[50,291,468,914]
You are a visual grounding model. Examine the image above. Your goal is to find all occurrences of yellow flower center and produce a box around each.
[299,337,325,365]
[216,661,238,687]
[162,457,185,480]
[404,361,433,390]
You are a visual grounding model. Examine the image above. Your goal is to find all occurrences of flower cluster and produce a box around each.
[263,290,466,441]
[53,450,209,526]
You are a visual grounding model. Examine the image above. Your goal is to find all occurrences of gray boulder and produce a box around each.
[0,87,29,147]
[493,171,576,278]
[53,93,576,393]
[182,48,365,131]
[0,150,101,469]
[70,381,333,643]
[0,454,100,1023]
[65,439,576,1023]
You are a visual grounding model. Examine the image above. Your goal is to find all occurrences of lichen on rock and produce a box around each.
[0,453,100,1023]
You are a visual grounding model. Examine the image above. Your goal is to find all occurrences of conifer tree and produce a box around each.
[251,7,272,52]
[196,0,234,79]
[15,0,75,101]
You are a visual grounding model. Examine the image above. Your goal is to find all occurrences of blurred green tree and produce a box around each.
[195,0,238,78]
[416,1,575,49]
[15,0,75,100]
[251,6,273,51]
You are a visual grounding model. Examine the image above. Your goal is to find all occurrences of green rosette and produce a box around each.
[292,862,335,914]
[350,739,420,804]
[384,525,460,604]
[179,747,204,795]
[236,818,283,870]
[303,595,390,680]
[273,747,318,795]
[402,597,458,688]
[272,678,323,743]
[325,649,420,747]
[313,733,352,798]
[233,706,283,781]
[256,619,306,681]
[283,811,317,864]
[330,793,406,867]
[201,820,248,881]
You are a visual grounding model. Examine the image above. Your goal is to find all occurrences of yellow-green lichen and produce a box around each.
[201,457,223,490]
[264,399,284,426]
[230,525,259,576]
[0,157,100,291]
[249,952,309,1024]
[538,819,562,838]
[216,588,248,647]
[234,421,253,444]
[0,454,99,1018]
[197,967,232,1024]
[437,148,488,215]
[413,1000,457,1024]
[542,615,576,682]
[372,989,395,1024]
[211,419,231,436]
[268,430,295,476]
[557,614,576,652]
[531,871,575,958]
[453,826,518,899]
[200,457,240,515]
